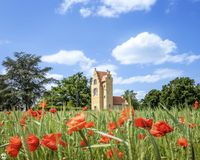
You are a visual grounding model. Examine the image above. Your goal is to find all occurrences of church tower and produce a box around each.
[91,69,113,110]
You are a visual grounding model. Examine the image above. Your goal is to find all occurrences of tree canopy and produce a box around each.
[122,90,140,109]
[44,72,91,109]
[0,52,54,110]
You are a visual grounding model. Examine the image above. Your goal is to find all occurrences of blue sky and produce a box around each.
[0,0,200,99]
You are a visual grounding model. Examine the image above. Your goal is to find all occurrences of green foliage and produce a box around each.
[142,77,199,109]
[160,77,196,108]
[44,72,91,108]
[142,89,161,108]
[0,52,54,110]
[122,90,140,109]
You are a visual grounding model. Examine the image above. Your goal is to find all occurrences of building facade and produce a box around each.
[91,69,128,110]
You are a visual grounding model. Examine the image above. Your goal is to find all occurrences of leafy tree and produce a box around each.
[142,89,161,108]
[160,77,196,108]
[195,84,200,101]
[44,72,91,108]
[122,90,140,109]
[2,52,54,110]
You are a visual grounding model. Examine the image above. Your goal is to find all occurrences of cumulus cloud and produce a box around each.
[80,8,92,17]
[97,0,157,17]
[57,0,157,17]
[46,73,64,80]
[42,50,95,77]
[112,32,200,65]
[0,40,11,45]
[57,0,88,14]
[114,68,183,84]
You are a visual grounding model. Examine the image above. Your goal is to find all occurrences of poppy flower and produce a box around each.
[107,122,117,131]
[20,117,26,126]
[66,114,87,133]
[179,117,185,125]
[138,133,146,140]
[188,123,197,129]
[115,148,124,159]
[80,139,88,147]
[6,136,22,158]
[150,121,173,137]
[41,133,67,151]
[39,100,47,108]
[134,117,153,129]
[26,134,40,152]
[117,116,127,127]
[194,100,199,110]
[49,108,57,114]
[106,149,113,159]
[82,106,88,111]
[0,121,3,126]
[5,111,11,115]
[177,137,188,148]
[88,130,94,136]
[99,132,113,144]
[85,122,95,128]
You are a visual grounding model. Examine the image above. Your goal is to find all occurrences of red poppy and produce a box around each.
[106,149,113,159]
[85,121,95,128]
[41,133,67,151]
[179,117,185,125]
[6,136,22,158]
[107,122,117,131]
[134,117,153,129]
[188,123,197,129]
[49,108,57,114]
[115,148,124,159]
[177,137,188,148]
[80,139,88,147]
[5,111,11,115]
[138,133,146,140]
[194,100,199,110]
[0,121,3,126]
[39,100,47,108]
[99,132,113,144]
[26,134,40,152]
[66,114,87,133]
[117,116,127,127]
[150,121,173,137]
[82,106,88,111]
[88,130,94,136]
[20,117,26,126]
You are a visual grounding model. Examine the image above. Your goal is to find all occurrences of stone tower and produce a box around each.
[91,69,113,110]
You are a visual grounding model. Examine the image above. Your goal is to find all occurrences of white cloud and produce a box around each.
[135,91,147,100]
[114,68,183,84]
[97,0,157,17]
[80,8,92,17]
[42,50,95,78]
[113,88,124,95]
[46,73,64,80]
[0,40,11,45]
[57,0,88,14]
[112,32,200,65]
[57,0,157,17]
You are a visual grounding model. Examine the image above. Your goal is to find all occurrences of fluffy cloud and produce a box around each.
[0,40,10,45]
[112,32,200,65]
[57,0,88,14]
[57,0,157,17]
[114,68,183,84]
[46,73,64,80]
[80,8,92,17]
[97,0,157,17]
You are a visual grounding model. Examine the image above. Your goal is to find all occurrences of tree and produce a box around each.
[2,52,54,110]
[160,77,196,108]
[142,89,161,108]
[122,90,140,109]
[44,72,91,108]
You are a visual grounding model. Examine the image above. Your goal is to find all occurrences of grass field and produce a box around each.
[0,107,199,160]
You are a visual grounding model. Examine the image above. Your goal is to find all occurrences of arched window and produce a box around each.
[94,79,97,85]
[93,88,98,96]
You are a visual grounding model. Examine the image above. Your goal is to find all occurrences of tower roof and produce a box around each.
[96,71,108,82]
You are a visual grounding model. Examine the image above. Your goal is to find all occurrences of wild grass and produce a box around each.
[0,107,200,160]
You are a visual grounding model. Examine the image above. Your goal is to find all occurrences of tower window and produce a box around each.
[93,88,98,96]
[94,79,97,85]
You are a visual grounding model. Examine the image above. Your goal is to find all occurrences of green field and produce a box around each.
[0,107,199,160]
